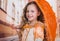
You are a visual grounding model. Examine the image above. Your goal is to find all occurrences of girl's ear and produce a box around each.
[37,12,40,16]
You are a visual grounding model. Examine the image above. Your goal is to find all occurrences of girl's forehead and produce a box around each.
[27,4,37,9]
[28,4,36,7]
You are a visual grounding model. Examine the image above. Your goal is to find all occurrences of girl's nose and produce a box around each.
[28,11,32,15]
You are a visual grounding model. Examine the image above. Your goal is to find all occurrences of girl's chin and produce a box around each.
[28,19,33,22]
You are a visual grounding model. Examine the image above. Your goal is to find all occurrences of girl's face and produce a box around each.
[26,4,40,22]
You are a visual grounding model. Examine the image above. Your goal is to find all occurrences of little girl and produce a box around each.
[22,1,45,41]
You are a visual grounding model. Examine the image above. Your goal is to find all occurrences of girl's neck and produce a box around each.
[28,20,38,26]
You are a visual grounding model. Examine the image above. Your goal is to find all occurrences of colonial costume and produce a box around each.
[21,0,57,41]
[22,22,44,41]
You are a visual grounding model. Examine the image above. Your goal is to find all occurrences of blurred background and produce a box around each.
[0,0,60,41]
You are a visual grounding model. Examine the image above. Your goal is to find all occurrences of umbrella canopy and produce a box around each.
[34,0,57,41]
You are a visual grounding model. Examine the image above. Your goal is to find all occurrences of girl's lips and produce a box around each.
[28,16,33,18]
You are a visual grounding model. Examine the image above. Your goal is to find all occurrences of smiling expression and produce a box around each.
[26,4,40,22]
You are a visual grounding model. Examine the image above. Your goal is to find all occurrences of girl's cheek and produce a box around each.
[26,13,28,18]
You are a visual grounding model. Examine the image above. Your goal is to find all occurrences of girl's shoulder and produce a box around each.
[35,21,45,29]
[38,21,44,26]
[23,23,31,29]
[23,21,45,29]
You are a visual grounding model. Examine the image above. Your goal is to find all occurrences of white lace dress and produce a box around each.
[25,28,43,41]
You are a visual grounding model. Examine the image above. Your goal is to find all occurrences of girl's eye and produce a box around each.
[26,10,34,13]
[31,10,34,13]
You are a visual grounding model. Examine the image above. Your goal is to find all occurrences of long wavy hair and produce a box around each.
[23,1,44,24]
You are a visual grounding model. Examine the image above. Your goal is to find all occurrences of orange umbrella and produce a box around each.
[34,0,57,41]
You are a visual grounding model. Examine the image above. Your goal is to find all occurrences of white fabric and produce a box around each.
[26,28,43,41]
[26,28,34,41]
[35,38,43,41]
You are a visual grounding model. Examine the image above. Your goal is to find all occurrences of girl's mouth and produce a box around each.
[28,16,33,18]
